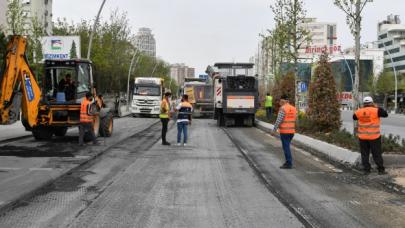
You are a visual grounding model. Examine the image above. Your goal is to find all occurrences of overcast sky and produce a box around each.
[53,0,405,75]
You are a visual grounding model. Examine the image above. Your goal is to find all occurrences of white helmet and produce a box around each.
[363,96,373,104]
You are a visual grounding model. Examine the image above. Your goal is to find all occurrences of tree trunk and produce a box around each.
[353,0,362,133]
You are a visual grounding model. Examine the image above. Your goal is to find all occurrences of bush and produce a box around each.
[271,72,295,114]
[307,52,341,132]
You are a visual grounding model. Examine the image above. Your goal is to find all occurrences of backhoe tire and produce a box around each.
[84,116,100,142]
[32,127,53,140]
[99,112,113,137]
[54,127,68,137]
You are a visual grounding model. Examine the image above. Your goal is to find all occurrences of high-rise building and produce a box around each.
[0,0,8,30]
[377,14,405,73]
[170,63,195,85]
[134,27,156,57]
[299,18,338,56]
[0,0,53,35]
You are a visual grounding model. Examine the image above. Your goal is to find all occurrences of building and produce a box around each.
[134,27,156,57]
[0,0,6,30]
[170,63,195,85]
[377,14,405,74]
[343,43,385,78]
[0,0,53,35]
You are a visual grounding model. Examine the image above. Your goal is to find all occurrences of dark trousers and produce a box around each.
[266,107,272,119]
[359,137,385,172]
[280,134,294,166]
[177,122,188,143]
[161,118,169,143]
[79,123,96,145]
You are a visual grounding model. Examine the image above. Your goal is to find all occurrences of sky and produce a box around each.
[53,0,405,75]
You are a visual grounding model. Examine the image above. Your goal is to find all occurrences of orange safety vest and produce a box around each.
[80,98,94,123]
[279,103,297,134]
[355,107,381,140]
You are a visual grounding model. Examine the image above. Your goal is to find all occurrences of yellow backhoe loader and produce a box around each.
[0,35,113,140]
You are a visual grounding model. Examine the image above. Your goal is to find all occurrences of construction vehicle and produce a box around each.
[206,62,258,127]
[130,77,164,117]
[0,36,113,140]
[182,78,214,118]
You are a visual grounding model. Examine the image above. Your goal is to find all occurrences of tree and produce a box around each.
[6,0,26,35]
[271,72,296,114]
[271,0,310,109]
[334,0,372,111]
[307,53,341,132]
[375,71,395,109]
[70,40,78,59]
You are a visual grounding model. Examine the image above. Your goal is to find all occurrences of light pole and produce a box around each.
[377,40,398,113]
[87,0,107,60]
[126,49,139,110]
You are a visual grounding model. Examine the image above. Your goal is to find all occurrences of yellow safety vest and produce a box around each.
[159,99,170,119]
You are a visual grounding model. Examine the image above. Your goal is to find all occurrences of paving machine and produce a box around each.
[207,62,258,127]
[0,36,113,140]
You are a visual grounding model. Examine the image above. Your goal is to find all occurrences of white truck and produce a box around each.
[207,63,258,127]
[130,77,164,117]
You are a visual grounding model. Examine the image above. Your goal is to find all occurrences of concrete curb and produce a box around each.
[255,120,361,167]
[0,120,160,215]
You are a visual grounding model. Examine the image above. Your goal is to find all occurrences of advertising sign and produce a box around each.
[337,92,353,106]
[41,36,81,60]
[305,45,342,55]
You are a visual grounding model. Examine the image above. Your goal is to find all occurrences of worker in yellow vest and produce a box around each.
[353,96,388,175]
[79,92,98,146]
[160,92,172,146]
[265,93,273,119]
[273,95,297,169]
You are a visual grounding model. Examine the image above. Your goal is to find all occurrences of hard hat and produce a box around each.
[363,96,373,104]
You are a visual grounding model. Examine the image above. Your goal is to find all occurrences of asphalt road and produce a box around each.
[0,119,404,227]
[341,110,405,140]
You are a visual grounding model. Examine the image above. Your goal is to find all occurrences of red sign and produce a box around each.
[305,45,342,54]
[337,92,353,105]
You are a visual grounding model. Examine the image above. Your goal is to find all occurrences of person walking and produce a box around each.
[273,95,297,169]
[353,96,388,175]
[265,93,273,119]
[160,92,172,146]
[176,94,193,146]
[79,92,98,146]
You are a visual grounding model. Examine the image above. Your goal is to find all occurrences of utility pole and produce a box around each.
[87,0,107,60]
[127,49,139,110]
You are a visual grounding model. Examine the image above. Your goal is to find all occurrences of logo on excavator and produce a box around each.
[24,74,34,102]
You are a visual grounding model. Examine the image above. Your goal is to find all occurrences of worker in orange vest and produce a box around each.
[353,96,388,175]
[79,92,98,146]
[273,95,297,169]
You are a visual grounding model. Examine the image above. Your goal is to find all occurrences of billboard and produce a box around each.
[41,36,81,60]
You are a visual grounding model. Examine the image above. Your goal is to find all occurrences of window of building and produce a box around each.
[393,55,405,62]
[379,33,388,39]
[384,48,400,55]
[44,0,48,4]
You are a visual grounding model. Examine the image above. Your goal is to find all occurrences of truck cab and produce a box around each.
[130,77,163,117]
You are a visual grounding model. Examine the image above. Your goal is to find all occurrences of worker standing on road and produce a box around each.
[273,95,297,169]
[353,96,388,175]
[176,94,193,146]
[79,92,98,146]
[265,93,273,119]
[160,92,172,146]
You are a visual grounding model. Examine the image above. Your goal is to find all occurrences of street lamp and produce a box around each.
[374,40,398,113]
[87,0,107,60]
[126,49,139,111]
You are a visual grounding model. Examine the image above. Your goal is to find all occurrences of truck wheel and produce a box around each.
[32,127,53,140]
[100,112,113,137]
[54,127,68,137]
[84,116,100,142]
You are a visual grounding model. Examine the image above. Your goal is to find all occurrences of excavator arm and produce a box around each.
[0,36,41,127]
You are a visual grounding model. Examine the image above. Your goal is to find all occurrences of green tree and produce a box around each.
[307,53,341,132]
[70,40,78,59]
[6,0,26,35]
[375,71,395,109]
[0,29,8,73]
[271,0,310,108]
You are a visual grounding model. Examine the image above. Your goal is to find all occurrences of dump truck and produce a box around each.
[130,77,163,117]
[206,62,258,127]
[0,36,113,140]
[182,78,214,118]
